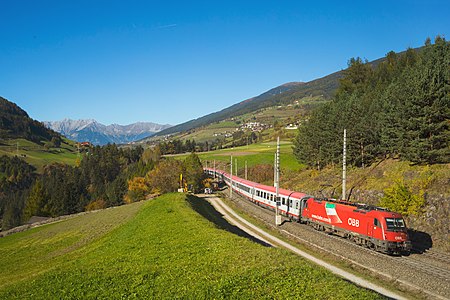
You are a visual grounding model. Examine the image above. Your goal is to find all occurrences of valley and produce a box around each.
[0,32,449,300]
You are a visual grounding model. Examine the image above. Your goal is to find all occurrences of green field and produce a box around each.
[172,141,304,172]
[0,138,78,171]
[0,194,381,299]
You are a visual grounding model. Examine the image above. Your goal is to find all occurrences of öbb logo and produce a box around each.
[347,218,360,227]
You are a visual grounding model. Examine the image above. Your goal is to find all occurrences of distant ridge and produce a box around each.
[45,119,172,145]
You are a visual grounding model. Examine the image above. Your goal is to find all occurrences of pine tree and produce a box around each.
[183,153,204,193]
[23,180,46,221]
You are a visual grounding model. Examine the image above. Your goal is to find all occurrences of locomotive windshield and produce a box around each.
[385,218,406,231]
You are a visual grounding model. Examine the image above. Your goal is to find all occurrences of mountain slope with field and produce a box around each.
[153,73,339,137]
[0,97,78,171]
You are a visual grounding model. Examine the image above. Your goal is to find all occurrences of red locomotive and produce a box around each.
[205,167,411,255]
[302,198,411,255]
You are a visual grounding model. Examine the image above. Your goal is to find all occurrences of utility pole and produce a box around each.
[235,159,238,176]
[213,160,216,179]
[274,153,277,187]
[245,160,248,180]
[230,155,233,198]
[275,137,281,225]
[342,129,347,201]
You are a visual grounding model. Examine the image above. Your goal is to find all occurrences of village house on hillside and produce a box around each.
[240,122,268,132]
[77,141,92,148]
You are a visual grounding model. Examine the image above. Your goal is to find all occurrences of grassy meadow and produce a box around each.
[0,193,382,299]
[0,138,78,171]
[172,140,304,172]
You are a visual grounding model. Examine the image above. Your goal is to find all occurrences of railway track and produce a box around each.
[306,224,450,282]
[225,190,450,299]
[393,256,450,281]
[419,250,450,265]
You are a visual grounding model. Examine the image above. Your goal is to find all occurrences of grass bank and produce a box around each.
[0,194,381,299]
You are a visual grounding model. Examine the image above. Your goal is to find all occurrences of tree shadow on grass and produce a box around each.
[186,194,272,247]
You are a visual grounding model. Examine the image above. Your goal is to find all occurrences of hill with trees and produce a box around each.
[153,46,425,140]
[293,37,449,168]
[0,97,62,145]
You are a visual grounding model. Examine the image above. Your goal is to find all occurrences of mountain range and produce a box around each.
[44,119,172,145]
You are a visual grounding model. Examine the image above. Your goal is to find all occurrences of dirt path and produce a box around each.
[199,194,407,300]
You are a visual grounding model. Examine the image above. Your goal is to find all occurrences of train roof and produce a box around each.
[207,168,309,200]
[311,198,400,216]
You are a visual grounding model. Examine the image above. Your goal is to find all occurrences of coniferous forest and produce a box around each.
[293,37,449,168]
[0,144,204,230]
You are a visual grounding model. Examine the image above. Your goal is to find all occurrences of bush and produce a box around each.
[85,199,107,211]
[379,181,425,216]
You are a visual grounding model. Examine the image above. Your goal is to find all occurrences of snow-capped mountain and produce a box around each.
[44,119,172,145]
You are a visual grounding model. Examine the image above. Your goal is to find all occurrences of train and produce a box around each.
[204,167,411,255]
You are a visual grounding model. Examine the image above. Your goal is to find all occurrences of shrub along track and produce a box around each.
[220,190,450,300]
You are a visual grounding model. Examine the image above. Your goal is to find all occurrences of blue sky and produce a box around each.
[1,0,449,125]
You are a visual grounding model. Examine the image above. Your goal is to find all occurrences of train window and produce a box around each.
[385,218,406,231]
[270,194,273,201]
[282,198,285,205]
[295,201,299,209]
[289,199,292,207]
[374,218,380,227]
[256,190,260,197]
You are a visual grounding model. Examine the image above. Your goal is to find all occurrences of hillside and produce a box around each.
[0,97,78,170]
[45,119,172,146]
[0,97,61,144]
[151,47,425,142]
[154,72,339,137]
[0,193,382,299]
